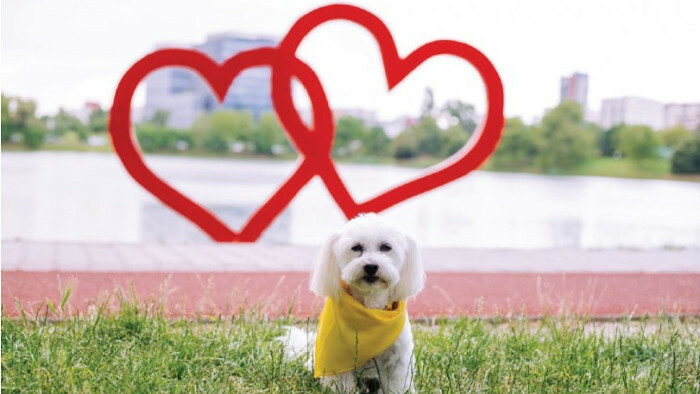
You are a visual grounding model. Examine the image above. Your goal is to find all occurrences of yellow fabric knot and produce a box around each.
[314,289,406,378]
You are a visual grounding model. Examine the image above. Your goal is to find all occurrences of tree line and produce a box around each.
[490,101,700,174]
[2,93,699,174]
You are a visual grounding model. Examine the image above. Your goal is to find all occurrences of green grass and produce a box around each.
[2,289,699,393]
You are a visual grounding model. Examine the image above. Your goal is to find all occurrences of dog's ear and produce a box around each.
[394,235,425,300]
[310,232,341,299]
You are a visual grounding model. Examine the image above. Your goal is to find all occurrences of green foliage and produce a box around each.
[1,94,48,149]
[658,125,694,151]
[671,136,700,174]
[333,117,391,157]
[416,116,443,156]
[53,109,89,140]
[2,294,699,393]
[536,101,597,172]
[253,113,287,155]
[617,125,659,162]
[490,117,539,169]
[391,127,421,159]
[364,126,391,156]
[391,117,442,159]
[599,124,624,157]
[149,109,170,127]
[192,110,254,153]
[334,116,368,156]
[88,107,108,133]
[135,124,194,153]
[440,125,470,157]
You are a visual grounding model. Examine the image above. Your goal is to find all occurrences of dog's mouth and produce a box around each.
[362,275,380,284]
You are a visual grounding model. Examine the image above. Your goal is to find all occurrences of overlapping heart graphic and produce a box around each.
[108,4,504,242]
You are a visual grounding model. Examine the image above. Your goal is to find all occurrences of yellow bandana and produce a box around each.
[314,289,406,378]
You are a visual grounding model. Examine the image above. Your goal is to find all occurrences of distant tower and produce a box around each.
[560,72,588,111]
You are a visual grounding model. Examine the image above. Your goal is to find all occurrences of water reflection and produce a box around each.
[2,152,699,249]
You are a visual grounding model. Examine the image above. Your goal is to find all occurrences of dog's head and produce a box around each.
[310,213,425,305]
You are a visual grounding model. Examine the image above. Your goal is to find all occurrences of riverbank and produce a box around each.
[3,143,698,183]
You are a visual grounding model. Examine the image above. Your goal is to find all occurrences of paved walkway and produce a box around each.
[2,241,699,318]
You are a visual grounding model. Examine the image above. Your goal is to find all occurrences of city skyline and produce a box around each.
[3,0,700,123]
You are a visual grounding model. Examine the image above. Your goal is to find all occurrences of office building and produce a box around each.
[599,97,665,130]
[144,33,277,129]
[664,103,700,131]
[560,72,588,110]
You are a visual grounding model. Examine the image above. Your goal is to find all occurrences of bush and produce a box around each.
[253,113,286,155]
[440,125,470,157]
[490,117,539,169]
[617,125,658,162]
[599,124,623,157]
[536,101,597,172]
[658,125,694,151]
[671,137,700,174]
[192,110,254,153]
[392,129,421,159]
[135,124,194,153]
[23,122,47,149]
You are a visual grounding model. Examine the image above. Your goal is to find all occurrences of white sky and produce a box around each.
[2,0,699,123]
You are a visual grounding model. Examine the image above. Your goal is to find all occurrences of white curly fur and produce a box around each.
[281,213,425,393]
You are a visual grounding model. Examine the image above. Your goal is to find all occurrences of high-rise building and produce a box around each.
[560,72,588,110]
[664,103,700,131]
[599,97,665,130]
[144,33,277,129]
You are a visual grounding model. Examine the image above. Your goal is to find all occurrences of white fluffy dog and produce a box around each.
[282,213,425,393]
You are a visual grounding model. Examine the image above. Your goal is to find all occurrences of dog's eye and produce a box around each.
[380,243,392,252]
[351,244,364,253]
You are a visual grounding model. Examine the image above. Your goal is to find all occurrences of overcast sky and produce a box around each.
[2,0,699,123]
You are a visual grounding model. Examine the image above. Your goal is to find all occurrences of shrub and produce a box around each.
[671,136,700,174]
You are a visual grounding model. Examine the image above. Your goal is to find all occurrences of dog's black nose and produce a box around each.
[363,264,378,275]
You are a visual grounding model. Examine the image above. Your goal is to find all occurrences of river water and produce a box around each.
[2,151,699,249]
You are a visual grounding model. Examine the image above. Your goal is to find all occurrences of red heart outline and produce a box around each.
[109,4,504,242]
[109,47,334,241]
[275,4,505,218]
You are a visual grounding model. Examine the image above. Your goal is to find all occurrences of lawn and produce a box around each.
[2,292,699,393]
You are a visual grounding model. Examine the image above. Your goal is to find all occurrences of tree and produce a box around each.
[192,110,254,153]
[671,136,700,174]
[364,126,391,157]
[535,101,596,172]
[53,109,89,140]
[391,116,443,159]
[490,117,540,169]
[253,113,286,155]
[1,94,15,142]
[334,116,368,156]
[658,125,694,151]
[88,107,108,133]
[391,127,421,159]
[1,94,47,149]
[135,123,193,152]
[441,125,470,157]
[599,124,624,157]
[415,116,442,156]
[617,125,658,162]
[442,100,477,134]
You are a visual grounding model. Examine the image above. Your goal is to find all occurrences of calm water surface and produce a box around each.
[2,151,699,249]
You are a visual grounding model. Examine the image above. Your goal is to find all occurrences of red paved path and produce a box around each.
[3,271,698,318]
